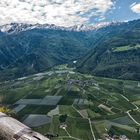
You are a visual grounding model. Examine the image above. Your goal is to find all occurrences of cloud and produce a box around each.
[130,3,140,14]
[0,0,114,27]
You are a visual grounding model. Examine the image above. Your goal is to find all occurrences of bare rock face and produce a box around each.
[0,112,49,140]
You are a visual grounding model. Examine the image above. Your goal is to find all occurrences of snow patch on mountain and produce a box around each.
[0,22,122,34]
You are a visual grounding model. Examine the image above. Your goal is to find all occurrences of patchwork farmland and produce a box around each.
[0,65,140,140]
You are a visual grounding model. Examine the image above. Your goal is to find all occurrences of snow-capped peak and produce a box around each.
[0,23,69,34]
[0,21,121,34]
[0,23,35,34]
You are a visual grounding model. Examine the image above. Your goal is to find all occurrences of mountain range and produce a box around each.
[77,19,140,81]
[0,22,111,34]
[0,19,140,81]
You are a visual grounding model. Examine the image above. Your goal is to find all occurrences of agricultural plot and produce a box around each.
[25,88,49,99]
[17,105,55,120]
[15,99,42,105]
[66,116,93,140]
[38,115,93,140]
[23,114,52,127]
[40,96,62,105]
[93,120,136,137]
[13,105,26,113]
[59,105,81,117]
[15,96,62,106]
[111,116,135,125]
[0,65,140,139]
[47,106,59,117]
[93,120,111,134]
[33,115,68,138]
[0,87,33,104]
[87,109,101,118]
[130,110,140,124]
[58,95,75,105]
[133,100,140,106]
[73,98,89,105]
[107,94,135,112]
[109,126,140,140]
[98,104,113,114]
[112,45,140,52]
[79,109,88,118]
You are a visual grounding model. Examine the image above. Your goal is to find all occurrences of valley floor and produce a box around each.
[0,64,140,140]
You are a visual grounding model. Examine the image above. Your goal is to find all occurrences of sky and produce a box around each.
[0,0,140,27]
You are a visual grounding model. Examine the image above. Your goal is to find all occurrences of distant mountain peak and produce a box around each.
[0,21,120,34]
[0,19,138,34]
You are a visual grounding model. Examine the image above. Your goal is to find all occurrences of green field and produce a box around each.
[112,44,140,52]
[0,65,140,139]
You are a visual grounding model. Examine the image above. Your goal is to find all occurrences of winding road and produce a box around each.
[121,84,140,126]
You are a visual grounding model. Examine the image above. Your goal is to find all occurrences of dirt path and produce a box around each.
[122,84,140,126]
[72,104,96,140]
[126,110,140,126]
[63,127,81,140]
[88,118,96,140]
